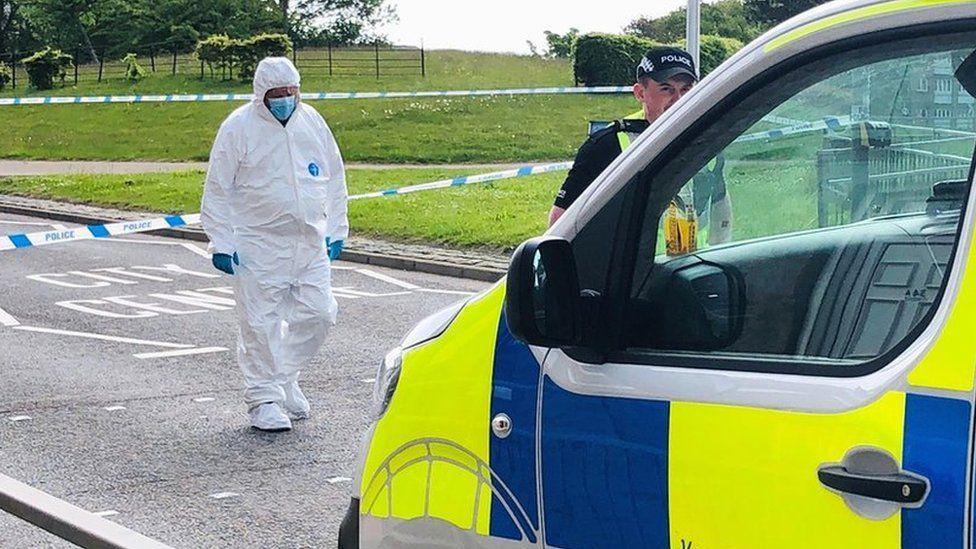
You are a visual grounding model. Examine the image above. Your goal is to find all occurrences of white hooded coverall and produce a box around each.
[200,58,349,410]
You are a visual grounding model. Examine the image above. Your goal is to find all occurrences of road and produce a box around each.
[0,212,489,548]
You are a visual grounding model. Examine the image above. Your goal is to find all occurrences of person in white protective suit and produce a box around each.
[200,57,349,432]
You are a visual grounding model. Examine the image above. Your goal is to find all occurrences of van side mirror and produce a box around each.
[505,236,582,347]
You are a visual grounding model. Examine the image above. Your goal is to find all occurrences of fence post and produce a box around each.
[200,59,204,79]
[328,42,333,76]
[420,46,425,78]
[149,47,155,72]
[74,49,79,85]
[97,50,104,82]
[375,41,380,79]
[292,44,297,67]
[172,51,177,75]
[10,52,15,89]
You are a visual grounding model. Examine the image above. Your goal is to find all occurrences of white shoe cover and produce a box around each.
[249,402,292,432]
[283,382,310,420]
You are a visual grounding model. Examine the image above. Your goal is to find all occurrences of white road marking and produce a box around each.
[329,289,361,300]
[355,269,421,290]
[94,267,172,282]
[193,397,216,403]
[0,306,20,327]
[93,510,119,518]
[209,492,240,500]
[14,326,194,348]
[361,378,376,384]
[417,288,477,296]
[133,347,228,360]
[134,264,219,279]
[8,415,31,422]
[180,243,211,258]
[56,299,158,319]
[67,270,139,285]
[326,476,352,484]
[104,405,126,412]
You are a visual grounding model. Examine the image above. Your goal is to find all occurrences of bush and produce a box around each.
[122,53,148,82]
[574,33,660,86]
[196,34,235,79]
[21,47,73,90]
[195,33,293,81]
[574,32,744,86]
[235,33,293,80]
[0,62,10,90]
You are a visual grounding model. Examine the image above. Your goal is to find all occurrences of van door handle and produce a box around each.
[817,447,930,520]
[817,465,928,505]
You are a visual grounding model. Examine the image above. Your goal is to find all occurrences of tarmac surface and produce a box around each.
[0,211,489,548]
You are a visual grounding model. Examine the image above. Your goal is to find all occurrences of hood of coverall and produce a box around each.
[253,57,301,104]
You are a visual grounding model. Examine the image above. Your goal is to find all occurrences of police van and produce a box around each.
[341,1,976,546]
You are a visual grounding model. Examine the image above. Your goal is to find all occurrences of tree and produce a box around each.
[544,28,580,59]
[626,0,760,44]
[281,0,395,45]
[744,0,833,27]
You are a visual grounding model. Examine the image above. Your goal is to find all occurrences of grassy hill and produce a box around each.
[0,51,635,163]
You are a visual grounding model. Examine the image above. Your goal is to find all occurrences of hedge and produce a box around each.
[574,33,661,87]
[574,32,744,86]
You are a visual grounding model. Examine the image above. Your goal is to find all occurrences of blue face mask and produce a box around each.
[267,95,296,122]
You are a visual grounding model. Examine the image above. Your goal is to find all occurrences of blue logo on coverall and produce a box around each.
[308,162,320,177]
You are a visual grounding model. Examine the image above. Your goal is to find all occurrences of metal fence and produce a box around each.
[0,41,425,89]
[817,124,974,227]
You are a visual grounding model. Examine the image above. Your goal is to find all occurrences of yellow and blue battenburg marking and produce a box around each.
[359,280,974,547]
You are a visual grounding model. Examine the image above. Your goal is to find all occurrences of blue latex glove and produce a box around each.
[326,238,344,261]
[212,252,239,275]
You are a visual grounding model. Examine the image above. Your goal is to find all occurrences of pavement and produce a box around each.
[0,160,549,176]
[0,211,491,548]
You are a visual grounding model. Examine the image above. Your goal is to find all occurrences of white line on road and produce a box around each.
[104,405,126,411]
[13,326,195,348]
[93,510,119,518]
[361,378,376,384]
[326,477,352,484]
[209,492,240,500]
[0,306,20,327]
[133,347,228,360]
[8,415,31,422]
[193,397,216,403]
[180,243,212,258]
[416,288,477,296]
[355,269,421,290]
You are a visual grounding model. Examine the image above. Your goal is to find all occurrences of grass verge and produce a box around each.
[0,50,634,164]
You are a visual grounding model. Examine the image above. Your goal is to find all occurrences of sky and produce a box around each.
[381,0,689,54]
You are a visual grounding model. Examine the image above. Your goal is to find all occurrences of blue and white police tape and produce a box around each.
[0,162,573,251]
[0,86,634,107]
[0,214,201,251]
[348,161,574,200]
[734,115,851,144]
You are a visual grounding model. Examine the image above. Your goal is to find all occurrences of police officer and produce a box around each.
[549,46,699,227]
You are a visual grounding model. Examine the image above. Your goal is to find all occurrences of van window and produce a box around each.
[619,37,976,375]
